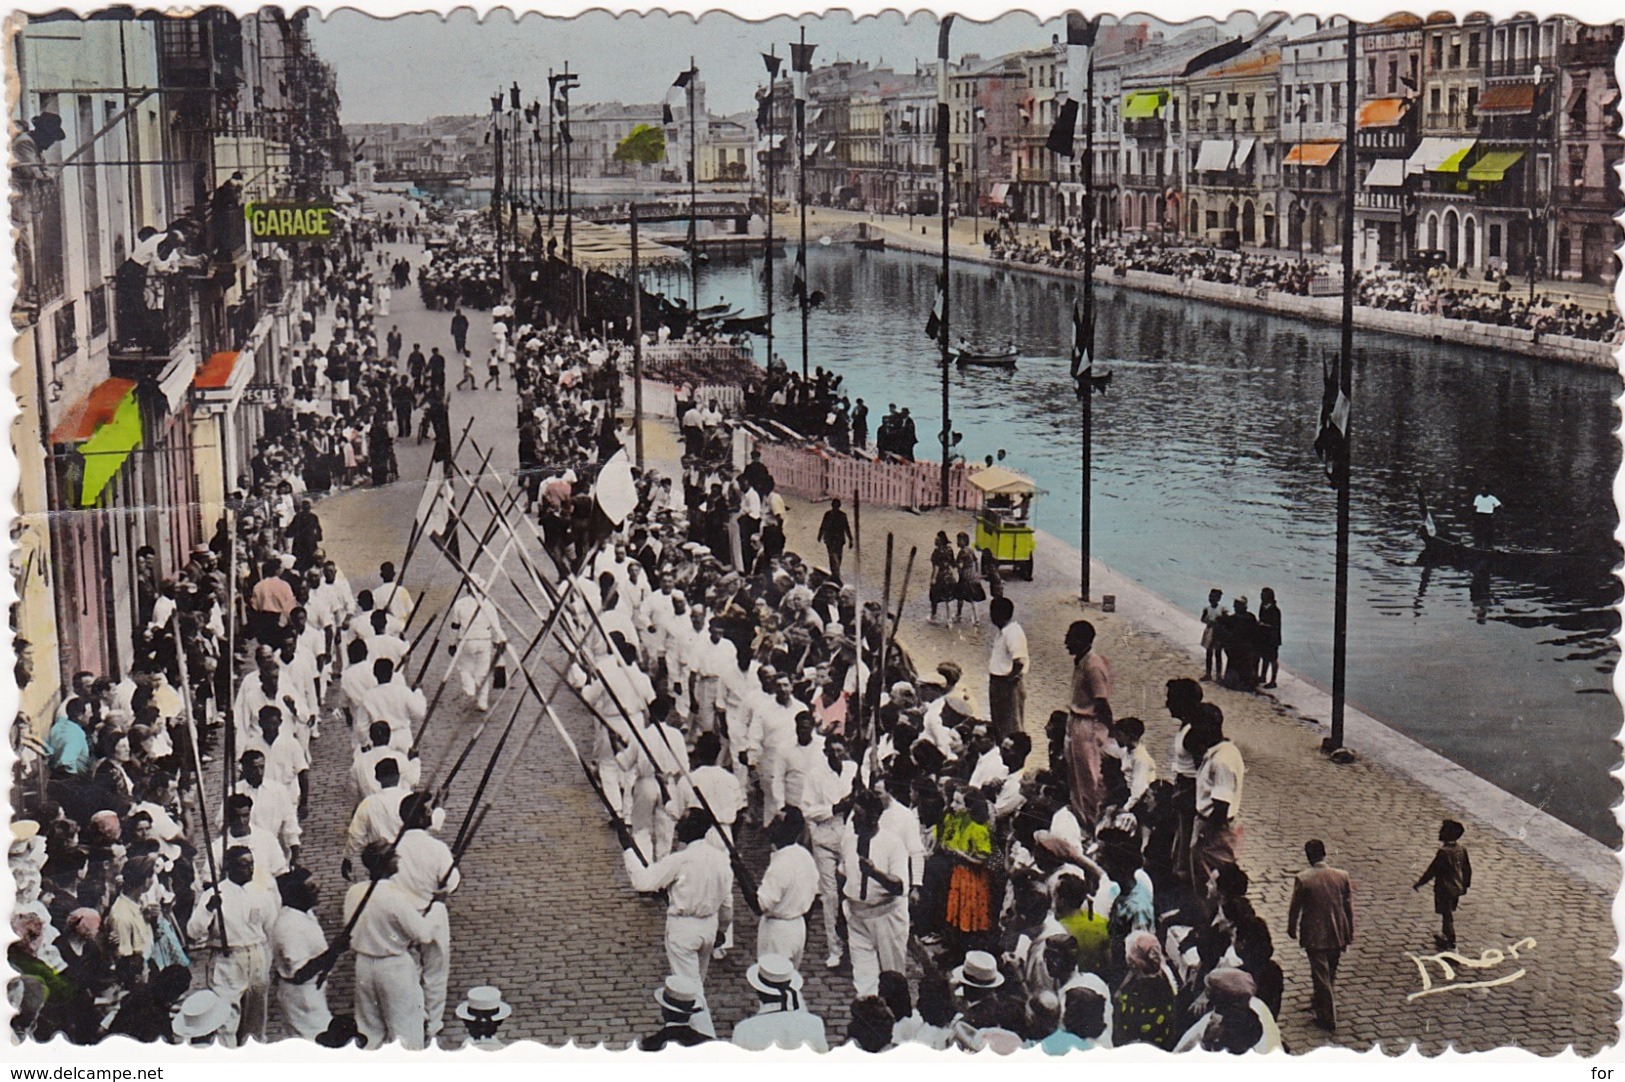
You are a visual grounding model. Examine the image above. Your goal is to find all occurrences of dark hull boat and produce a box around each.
[955,347,1019,369]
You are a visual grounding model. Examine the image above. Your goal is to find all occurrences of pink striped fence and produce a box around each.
[752,435,982,512]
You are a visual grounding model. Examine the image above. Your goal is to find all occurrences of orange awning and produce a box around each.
[1357,97,1409,128]
[1284,142,1342,167]
[48,377,137,443]
[1478,83,1536,114]
[194,351,241,390]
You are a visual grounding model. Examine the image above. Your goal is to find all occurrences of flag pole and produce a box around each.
[631,204,645,469]
[688,56,699,309]
[763,47,779,370]
[1080,36,1096,604]
[796,27,811,383]
[1326,18,1359,756]
[937,14,955,508]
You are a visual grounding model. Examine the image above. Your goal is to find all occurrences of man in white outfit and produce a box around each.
[393,794,459,1041]
[799,735,857,971]
[270,869,333,1040]
[755,808,818,970]
[744,675,805,825]
[187,847,278,1046]
[731,955,828,1052]
[839,791,910,997]
[448,584,504,712]
[620,809,733,1003]
[344,841,436,1050]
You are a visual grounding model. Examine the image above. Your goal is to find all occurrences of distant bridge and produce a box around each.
[576,200,753,226]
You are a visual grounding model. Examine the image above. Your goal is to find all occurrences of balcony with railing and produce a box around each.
[1485,56,1543,79]
[1554,182,1621,210]
[1561,30,1622,67]
[1121,172,1166,188]
[109,270,193,380]
[1124,116,1166,140]
[1424,110,1478,132]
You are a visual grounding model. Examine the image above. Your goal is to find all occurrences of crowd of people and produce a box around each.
[416,222,503,311]
[985,228,1622,343]
[13,191,1373,1057]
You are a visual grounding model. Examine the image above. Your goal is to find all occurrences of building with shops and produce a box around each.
[1552,21,1623,283]
[1183,42,1282,246]
[1352,15,1425,268]
[11,9,340,719]
[1280,23,1352,257]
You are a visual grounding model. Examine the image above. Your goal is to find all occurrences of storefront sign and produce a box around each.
[245,203,335,242]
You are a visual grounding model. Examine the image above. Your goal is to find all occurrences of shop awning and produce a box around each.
[823,140,837,154]
[49,377,143,507]
[194,351,242,391]
[1477,83,1536,115]
[1565,85,1587,118]
[1122,90,1168,119]
[1436,144,1474,173]
[1195,139,1233,172]
[1233,138,1257,168]
[1363,158,1408,188]
[1466,149,1524,183]
[988,182,1010,204]
[1285,141,1342,167]
[1408,137,1475,173]
[1357,97,1409,128]
[968,465,1040,497]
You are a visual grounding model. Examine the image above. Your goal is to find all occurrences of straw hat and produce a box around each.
[654,975,703,1017]
[950,950,1005,990]
[172,990,233,1039]
[746,954,804,997]
[455,985,512,1022]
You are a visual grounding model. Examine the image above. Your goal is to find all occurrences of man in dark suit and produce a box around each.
[1287,838,1355,1031]
[816,499,854,583]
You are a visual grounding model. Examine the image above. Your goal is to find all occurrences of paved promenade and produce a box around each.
[772,493,1620,1055]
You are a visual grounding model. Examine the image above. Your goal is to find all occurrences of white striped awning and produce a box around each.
[1364,158,1407,188]
[1195,139,1233,172]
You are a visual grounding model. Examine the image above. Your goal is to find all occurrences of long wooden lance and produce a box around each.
[405,445,507,689]
[170,610,229,955]
[381,415,476,627]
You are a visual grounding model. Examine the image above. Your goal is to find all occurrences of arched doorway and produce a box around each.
[1289,202,1305,250]
[1425,212,1439,252]
[1310,204,1327,251]
[1443,208,1460,266]
[1241,200,1257,245]
[1463,214,1477,269]
[1225,199,1239,231]
[1122,191,1136,229]
[1154,194,1166,232]
[1263,207,1277,248]
[1190,199,1201,234]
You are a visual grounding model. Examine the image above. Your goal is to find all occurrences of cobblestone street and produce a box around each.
[232,214,1616,1053]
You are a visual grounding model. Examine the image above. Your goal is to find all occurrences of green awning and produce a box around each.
[1122,91,1167,119]
[1466,150,1524,183]
[1435,146,1474,173]
[77,388,143,507]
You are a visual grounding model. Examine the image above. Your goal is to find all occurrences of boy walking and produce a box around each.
[1413,819,1471,949]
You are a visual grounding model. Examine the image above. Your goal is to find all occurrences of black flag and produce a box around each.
[673,69,695,89]
[763,52,782,77]
[1046,99,1081,157]
[757,92,772,130]
[1066,12,1100,47]
[925,277,944,340]
[792,246,807,301]
[1071,301,1111,396]
[790,41,816,72]
[663,102,674,126]
[1313,354,1348,482]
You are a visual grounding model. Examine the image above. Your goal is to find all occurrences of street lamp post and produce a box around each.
[1527,62,1545,302]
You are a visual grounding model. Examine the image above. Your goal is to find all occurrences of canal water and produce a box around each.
[690,244,1623,845]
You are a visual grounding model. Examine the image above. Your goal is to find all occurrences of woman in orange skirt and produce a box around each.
[939,786,995,958]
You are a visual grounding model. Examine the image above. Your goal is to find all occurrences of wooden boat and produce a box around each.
[854,237,887,251]
[719,313,770,335]
[694,303,742,322]
[955,346,1019,369]
[1414,488,1579,578]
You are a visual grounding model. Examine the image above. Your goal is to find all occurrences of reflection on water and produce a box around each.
[694,246,1623,845]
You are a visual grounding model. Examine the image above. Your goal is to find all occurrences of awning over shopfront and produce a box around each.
[48,377,142,508]
[1407,137,1475,174]
[1466,149,1524,183]
[1363,158,1408,188]
[823,140,836,154]
[1435,144,1474,173]
[1357,97,1409,128]
[1478,83,1536,114]
[1284,141,1342,167]
[1233,138,1257,169]
[1122,90,1168,119]
[988,182,1010,205]
[1195,139,1233,172]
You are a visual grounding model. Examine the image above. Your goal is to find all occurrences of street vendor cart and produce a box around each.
[969,465,1044,581]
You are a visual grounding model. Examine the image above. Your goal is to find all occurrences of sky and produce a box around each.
[307,9,1265,124]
